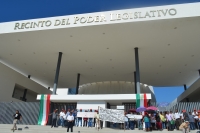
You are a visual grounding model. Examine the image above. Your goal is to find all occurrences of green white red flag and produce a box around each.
[38,94,51,125]
[136,93,147,108]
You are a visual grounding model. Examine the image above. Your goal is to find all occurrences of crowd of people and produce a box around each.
[49,108,103,132]
[123,109,200,133]
[11,108,200,133]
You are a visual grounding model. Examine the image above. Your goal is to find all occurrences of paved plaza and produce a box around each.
[0,124,199,133]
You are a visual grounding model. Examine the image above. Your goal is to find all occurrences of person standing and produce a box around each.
[169,111,175,130]
[166,111,172,131]
[78,109,82,127]
[83,110,88,127]
[63,111,68,127]
[124,113,129,129]
[174,109,181,130]
[198,111,200,130]
[188,112,195,130]
[192,109,198,129]
[143,113,150,132]
[88,109,93,128]
[182,110,189,122]
[72,109,77,127]
[94,111,100,131]
[59,109,65,127]
[155,113,162,130]
[129,112,135,130]
[49,109,59,128]
[160,112,166,130]
[67,112,74,132]
[11,110,22,131]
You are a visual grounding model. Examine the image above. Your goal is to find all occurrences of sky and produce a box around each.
[0,0,197,103]
[0,0,200,22]
[153,86,184,103]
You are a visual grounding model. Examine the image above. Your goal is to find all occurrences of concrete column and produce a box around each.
[53,52,62,95]
[134,47,141,94]
[76,73,80,94]
[134,71,137,94]
[184,84,187,91]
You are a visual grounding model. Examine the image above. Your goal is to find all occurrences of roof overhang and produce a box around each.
[0,3,200,88]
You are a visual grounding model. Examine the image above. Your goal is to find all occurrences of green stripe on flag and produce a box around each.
[136,94,140,108]
[38,94,44,125]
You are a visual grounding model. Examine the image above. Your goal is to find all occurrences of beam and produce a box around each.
[53,52,62,95]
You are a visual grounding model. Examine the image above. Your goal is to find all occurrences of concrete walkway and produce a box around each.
[0,124,199,133]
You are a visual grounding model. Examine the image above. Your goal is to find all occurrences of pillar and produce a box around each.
[134,71,137,94]
[134,47,141,94]
[184,84,187,91]
[52,52,62,95]
[76,73,80,94]
[21,89,27,102]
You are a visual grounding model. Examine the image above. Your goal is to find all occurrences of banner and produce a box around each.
[126,114,143,120]
[77,112,97,118]
[99,107,124,123]
[38,94,51,125]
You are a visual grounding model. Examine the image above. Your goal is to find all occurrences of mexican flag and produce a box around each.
[38,94,51,125]
[136,93,147,108]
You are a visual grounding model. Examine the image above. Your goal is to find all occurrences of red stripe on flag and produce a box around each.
[144,93,148,107]
[45,95,51,125]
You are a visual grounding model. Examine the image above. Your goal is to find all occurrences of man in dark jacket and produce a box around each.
[11,110,22,132]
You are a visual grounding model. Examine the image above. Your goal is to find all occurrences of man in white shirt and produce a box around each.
[192,109,198,129]
[169,111,175,130]
[174,109,181,130]
[59,109,65,127]
[67,112,74,132]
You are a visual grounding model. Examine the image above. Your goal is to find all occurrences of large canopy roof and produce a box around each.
[0,3,200,88]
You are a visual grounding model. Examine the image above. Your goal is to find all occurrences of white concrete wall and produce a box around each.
[0,62,51,102]
[50,88,68,95]
[77,101,106,110]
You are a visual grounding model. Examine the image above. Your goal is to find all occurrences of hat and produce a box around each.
[185,121,189,123]
[182,110,186,112]
[90,109,92,110]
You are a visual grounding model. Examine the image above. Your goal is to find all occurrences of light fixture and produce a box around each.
[10,54,12,55]
[174,27,177,29]
[70,35,73,37]
[79,50,81,51]
[107,48,109,49]
[103,33,105,35]
[191,55,194,57]
[18,39,20,41]
[168,44,170,46]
